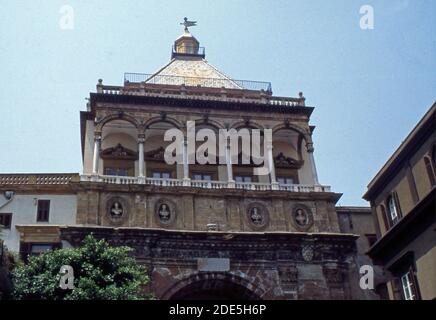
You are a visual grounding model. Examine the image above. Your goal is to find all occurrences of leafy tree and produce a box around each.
[12,234,150,300]
[1,231,21,300]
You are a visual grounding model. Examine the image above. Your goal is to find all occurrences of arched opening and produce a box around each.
[145,122,178,179]
[101,120,138,177]
[424,155,435,187]
[168,278,261,300]
[272,128,304,186]
[163,272,263,301]
[228,123,266,184]
[190,123,222,183]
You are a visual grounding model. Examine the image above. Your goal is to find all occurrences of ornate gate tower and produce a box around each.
[61,20,363,299]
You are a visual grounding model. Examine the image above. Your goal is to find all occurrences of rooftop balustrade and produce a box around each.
[80,175,331,193]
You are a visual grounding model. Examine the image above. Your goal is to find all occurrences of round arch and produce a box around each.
[271,123,311,142]
[229,120,265,131]
[161,272,264,300]
[271,124,314,154]
[144,116,183,131]
[194,118,225,132]
[96,113,139,132]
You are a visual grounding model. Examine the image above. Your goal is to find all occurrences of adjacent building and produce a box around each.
[363,102,436,300]
[336,206,387,299]
[0,174,78,254]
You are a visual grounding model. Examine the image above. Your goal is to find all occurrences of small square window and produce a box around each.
[277,177,294,185]
[235,175,252,183]
[192,174,212,181]
[0,213,12,229]
[105,168,128,176]
[31,244,53,253]
[152,171,171,179]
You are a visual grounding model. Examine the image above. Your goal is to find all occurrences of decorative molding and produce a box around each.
[291,204,314,232]
[100,144,137,160]
[274,152,303,169]
[154,198,177,228]
[301,245,314,262]
[245,202,270,231]
[106,196,129,225]
[145,146,166,162]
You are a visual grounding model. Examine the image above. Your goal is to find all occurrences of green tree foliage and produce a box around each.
[0,244,21,300]
[12,234,150,300]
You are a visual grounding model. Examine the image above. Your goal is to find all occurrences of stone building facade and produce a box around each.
[0,23,377,299]
[364,102,436,300]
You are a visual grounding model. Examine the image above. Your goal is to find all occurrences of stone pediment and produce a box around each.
[274,152,303,169]
[145,146,166,161]
[146,59,243,90]
[101,144,137,160]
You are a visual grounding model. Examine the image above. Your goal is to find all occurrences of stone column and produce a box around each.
[306,142,319,185]
[182,137,191,186]
[138,134,145,183]
[92,132,102,176]
[226,144,235,188]
[268,144,278,190]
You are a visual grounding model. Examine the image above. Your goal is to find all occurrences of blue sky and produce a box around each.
[0,0,434,205]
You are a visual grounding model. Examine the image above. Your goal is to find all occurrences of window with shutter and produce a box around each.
[400,268,420,300]
[36,200,50,222]
[393,191,402,218]
[386,192,402,226]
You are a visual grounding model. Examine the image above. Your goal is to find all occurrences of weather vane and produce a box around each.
[180,17,197,32]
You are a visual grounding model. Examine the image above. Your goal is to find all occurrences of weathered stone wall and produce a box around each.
[74,182,341,233]
[61,226,362,300]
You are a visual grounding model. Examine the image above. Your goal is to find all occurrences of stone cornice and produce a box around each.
[363,102,436,200]
[367,187,435,265]
[71,181,342,202]
[89,93,314,116]
[59,225,358,262]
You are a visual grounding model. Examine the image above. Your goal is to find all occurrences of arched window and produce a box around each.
[387,192,401,225]
[424,156,435,187]
[424,147,436,187]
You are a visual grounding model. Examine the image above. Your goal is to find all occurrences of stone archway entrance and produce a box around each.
[164,273,262,300]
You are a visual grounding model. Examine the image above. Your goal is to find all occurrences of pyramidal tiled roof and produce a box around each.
[146,57,243,90]
[146,26,243,90]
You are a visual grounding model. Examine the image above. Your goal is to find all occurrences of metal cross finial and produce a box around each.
[180,17,197,32]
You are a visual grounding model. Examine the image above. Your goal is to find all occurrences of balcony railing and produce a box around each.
[80,175,331,192]
[171,45,206,58]
[124,73,272,92]
[96,83,305,107]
